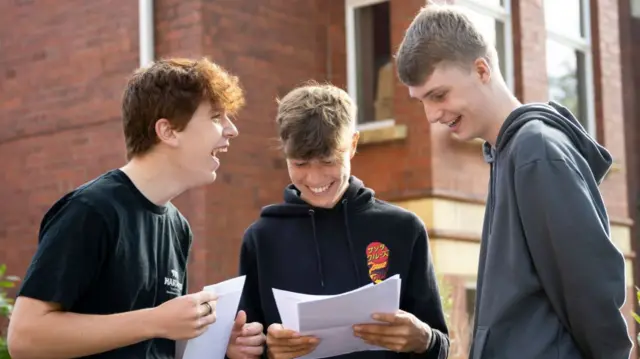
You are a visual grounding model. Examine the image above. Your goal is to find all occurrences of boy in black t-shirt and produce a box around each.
[7,58,266,359]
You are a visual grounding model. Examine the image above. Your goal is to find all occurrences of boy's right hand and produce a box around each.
[151,291,218,340]
[266,323,319,359]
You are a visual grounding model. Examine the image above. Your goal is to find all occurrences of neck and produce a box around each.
[120,152,189,206]
[483,81,522,147]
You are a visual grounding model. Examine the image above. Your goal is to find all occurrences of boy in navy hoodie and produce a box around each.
[237,83,449,359]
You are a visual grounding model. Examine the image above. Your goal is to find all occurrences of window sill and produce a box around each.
[357,120,407,146]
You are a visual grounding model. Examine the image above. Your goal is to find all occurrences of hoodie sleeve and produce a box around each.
[514,158,632,359]
[237,226,266,332]
[402,226,450,359]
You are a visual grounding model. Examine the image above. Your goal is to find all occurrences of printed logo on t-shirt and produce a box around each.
[164,268,183,296]
[366,242,390,284]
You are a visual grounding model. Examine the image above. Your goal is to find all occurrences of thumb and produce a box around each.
[233,310,247,332]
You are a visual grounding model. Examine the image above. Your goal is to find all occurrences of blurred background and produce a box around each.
[1,0,640,357]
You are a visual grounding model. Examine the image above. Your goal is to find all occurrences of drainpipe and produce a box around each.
[139,0,154,67]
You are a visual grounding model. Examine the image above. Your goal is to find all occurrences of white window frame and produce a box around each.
[455,0,515,92]
[345,0,396,131]
[544,0,596,135]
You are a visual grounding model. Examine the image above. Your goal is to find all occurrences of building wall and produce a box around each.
[619,0,640,352]
[0,0,636,357]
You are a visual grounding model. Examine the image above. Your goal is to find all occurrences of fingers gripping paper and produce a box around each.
[176,275,247,359]
[272,275,401,359]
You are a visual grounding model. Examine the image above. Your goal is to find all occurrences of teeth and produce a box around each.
[211,147,228,156]
[447,117,460,127]
[310,184,330,194]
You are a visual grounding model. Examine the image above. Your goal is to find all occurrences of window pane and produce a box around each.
[462,9,507,80]
[633,0,640,18]
[544,0,583,38]
[546,39,588,128]
[354,1,393,124]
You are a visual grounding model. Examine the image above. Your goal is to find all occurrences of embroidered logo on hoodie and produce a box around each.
[366,242,390,283]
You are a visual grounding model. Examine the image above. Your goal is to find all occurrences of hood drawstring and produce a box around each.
[308,209,325,288]
[308,201,362,289]
[341,199,361,285]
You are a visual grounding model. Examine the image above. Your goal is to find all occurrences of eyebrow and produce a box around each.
[421,86,447,100]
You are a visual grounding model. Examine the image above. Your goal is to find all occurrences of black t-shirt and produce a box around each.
[17,169,193,359]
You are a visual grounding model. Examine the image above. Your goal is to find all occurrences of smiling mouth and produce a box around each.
[446,116,461,128]
[309,182,334,194]
[211,146,228,158]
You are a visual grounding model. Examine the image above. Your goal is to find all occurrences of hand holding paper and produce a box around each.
[272,275,402,359]
[151,290,218,340]
[176,275,247,359]
[265,323,319,359]
[353,309,433,353]
[226,310,266,359]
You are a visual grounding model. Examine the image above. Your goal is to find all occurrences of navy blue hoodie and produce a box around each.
[237,176,449,359]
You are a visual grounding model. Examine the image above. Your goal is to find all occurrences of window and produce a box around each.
[346,0,394,128]
[455,0,514,91]
[632,0,640,18]
[544,0,595,134]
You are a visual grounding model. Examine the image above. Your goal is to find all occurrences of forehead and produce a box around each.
[408,64,470,99]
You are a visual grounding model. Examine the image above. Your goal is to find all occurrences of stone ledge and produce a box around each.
[357,123,408,146]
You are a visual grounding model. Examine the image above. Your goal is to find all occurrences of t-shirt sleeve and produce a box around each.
[17,198,111,311]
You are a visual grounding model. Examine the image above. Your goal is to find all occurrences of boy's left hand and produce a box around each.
[226,311,266,359]
[352,310,432,353]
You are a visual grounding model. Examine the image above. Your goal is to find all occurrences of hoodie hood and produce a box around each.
[258,176,375,288]
[482,101,612,182]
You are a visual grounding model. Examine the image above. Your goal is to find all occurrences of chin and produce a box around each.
[191,171,217,187]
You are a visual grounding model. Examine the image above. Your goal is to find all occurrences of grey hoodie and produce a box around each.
[469,101,633,359]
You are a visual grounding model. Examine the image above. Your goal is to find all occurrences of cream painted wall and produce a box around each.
[393,197,635,286]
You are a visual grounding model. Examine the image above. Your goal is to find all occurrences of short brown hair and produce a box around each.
[395,3,496,86]
[276,82,355,160]
[121,57,245,159]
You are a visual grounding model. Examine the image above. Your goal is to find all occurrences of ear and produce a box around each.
[474,57,492,84]
[154,118,179,147]
[350,131,360,159]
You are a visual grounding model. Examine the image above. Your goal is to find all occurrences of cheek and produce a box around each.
[287,166,303,183]
[334,163,350,179]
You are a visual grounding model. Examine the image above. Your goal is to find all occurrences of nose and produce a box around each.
[304,166,325,184]
[223,115,239,138]
[423,103,442,124]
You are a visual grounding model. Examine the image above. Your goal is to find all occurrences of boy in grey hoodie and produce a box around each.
[394,3,633,359]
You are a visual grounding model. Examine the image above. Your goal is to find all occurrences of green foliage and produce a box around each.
[437,275,454,325]
[0,264,19,359]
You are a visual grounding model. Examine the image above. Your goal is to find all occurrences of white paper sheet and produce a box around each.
[176,275,246,359]
[272,275,401,359]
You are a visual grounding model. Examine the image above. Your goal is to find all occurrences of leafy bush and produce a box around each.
[0,264,19,359]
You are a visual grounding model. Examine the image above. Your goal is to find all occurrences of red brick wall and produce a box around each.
[0,0,139,289]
